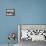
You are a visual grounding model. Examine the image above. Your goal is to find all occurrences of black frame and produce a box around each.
[6,9,15,16]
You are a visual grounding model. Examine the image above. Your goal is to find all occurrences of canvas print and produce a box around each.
[6,9,15,16]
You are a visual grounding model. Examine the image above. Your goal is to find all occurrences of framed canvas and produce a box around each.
[18,24,46,42]
[6,9,15,16]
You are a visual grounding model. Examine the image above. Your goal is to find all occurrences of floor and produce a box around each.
[0,40,46,46]
[19,39,46,46]
[0,44,18,46]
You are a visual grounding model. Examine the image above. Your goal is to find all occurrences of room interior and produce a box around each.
[0,0,46,46]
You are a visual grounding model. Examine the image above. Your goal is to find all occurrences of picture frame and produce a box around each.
[6,9,15,16]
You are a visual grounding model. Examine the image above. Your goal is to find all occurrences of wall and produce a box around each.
[0,0,46,44]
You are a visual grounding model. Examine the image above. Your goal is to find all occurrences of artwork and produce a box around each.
[8,32,16,41]
[8,32,16,46]
[6,9,15,16]
[18,24,46,41]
